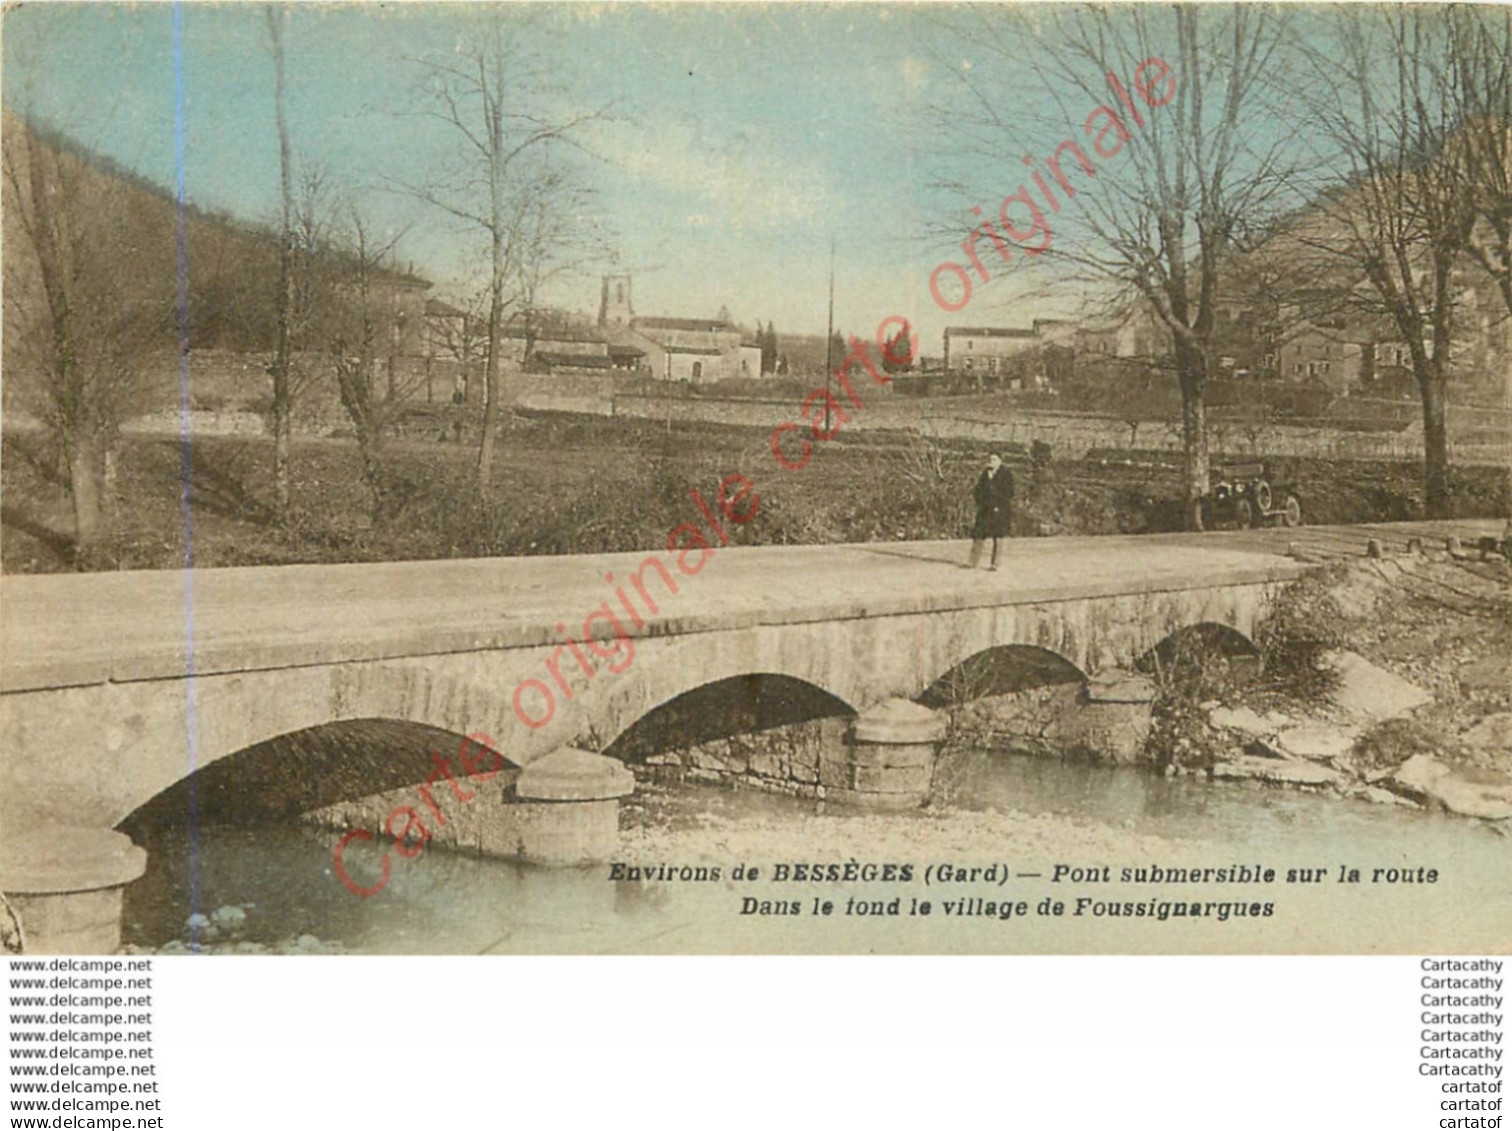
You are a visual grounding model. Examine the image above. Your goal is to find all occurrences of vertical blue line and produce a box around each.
[171,1,201,954]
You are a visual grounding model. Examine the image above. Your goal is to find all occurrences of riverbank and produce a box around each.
[3,414,1506,572]
[1092,550,1509,820]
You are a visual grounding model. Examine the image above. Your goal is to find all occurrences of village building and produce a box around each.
[1073,305,1170,362]
[421,274,771,390]
[421,297,469,362]
[1073,262,1508,402]
[1032,318,1077,347]
[1066,119,1512,402]
[739,343,765,379]
[597,274,752,384]
[1273,317,1366,394]
[942,326,1039,376]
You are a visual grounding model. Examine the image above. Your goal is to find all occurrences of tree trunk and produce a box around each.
[334,340,388,525]
[70,440,102,567]
[359,427,386,523]
[477,283,503,485]
[268,9,296,523]
[273,396,292,518]
[1177,348,1210,532]
[1418,369,1450,518]
[102,445,118,505]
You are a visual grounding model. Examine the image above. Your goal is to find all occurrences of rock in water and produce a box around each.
[1212,756,1344,786]
[1390,754,1512,820]
[184,912,217,940]
[1276,724,1361,763]
[1208,705,1274,740]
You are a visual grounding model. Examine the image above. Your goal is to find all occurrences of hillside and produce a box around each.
[2,114,429,421]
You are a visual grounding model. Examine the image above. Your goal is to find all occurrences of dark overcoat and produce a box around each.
[972,466,1015,539]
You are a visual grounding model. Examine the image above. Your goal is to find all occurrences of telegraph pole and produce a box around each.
[824,237,836,435]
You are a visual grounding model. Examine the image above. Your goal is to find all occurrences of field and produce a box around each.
[2,412,1507,573]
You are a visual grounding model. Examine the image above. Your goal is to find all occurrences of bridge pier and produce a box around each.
[504,746,635,865]
[0,828,146,955]
[825,699,946,810]
[308,746,635,868]
[1057,671,1159,763]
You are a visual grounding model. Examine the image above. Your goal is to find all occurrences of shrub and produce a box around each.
[1352,717,1448,772]
[1252,569,1348,702]
[1141,628,1251,770]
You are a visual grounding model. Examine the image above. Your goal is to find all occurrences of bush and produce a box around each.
[1352,717,1447,772]
[1251,569,1349,702]
[1140,627,1257,770]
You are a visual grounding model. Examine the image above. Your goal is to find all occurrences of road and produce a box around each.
[1,519,1500,694]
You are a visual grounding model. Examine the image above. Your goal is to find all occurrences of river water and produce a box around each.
[120,753,1511,955]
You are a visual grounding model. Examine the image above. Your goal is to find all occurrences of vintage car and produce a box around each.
[1202,461,1302,529]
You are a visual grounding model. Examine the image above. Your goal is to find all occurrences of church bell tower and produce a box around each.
[599,274,633,327]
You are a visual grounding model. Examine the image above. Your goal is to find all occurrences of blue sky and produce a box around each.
[2,3,1323,350]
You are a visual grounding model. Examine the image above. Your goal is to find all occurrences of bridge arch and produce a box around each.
[27,659,550,831]
[603,673,853,763]
[117,718,514,835]
[581,630,860,753]
[918,644,1087,708]
[905,582,1280,707]
[1135,621,1263,683]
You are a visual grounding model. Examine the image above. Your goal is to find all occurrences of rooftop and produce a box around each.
[633,316,736,333]
[424,298,467,319]
[944,326,1038,339]
[529,351,614,370]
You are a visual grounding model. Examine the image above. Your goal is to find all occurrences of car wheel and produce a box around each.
[1253,480,1273,513]
[1235,498,1254,529]
[1281,493,1302,527]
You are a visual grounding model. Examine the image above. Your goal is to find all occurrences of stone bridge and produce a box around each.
[0,532,1317,838]
[8,520,1499,951]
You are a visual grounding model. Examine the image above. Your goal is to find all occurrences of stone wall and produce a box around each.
[299,767,523,856]
[612,393,790,430]
[602,393,1507,467]
[511,372,617,416]
[121,409,268,438]
[106,368,1506,467]
[946,679,1155,765]
[632,716,853,800]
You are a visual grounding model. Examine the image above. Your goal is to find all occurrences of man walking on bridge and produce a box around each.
[965,452,1014,571]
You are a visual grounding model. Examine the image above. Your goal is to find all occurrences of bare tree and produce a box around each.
[930,4,1299,528]
[511,162,600,363]
[1293,7,1480,517]
[1448,6,1512,319]
[2,114,167,562]
[327,208,413,521]
[289,160,339,369]
[285,162,417,522]
[266,5,297,522]
[1444,6,1511,534]
[427,288,490,402]
[402,15,604,485]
